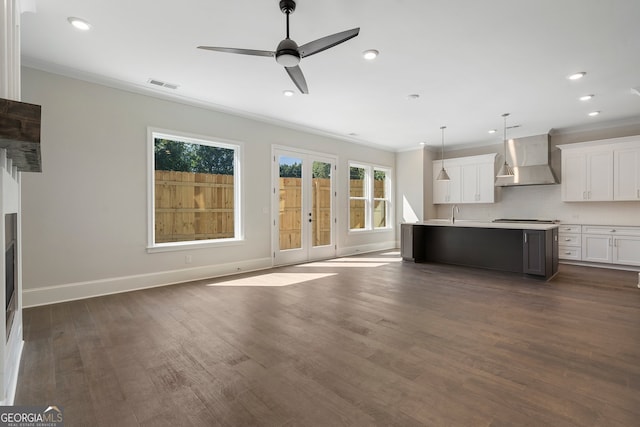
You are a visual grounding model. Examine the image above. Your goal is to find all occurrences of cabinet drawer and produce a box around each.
[582,225,640,236]
[558,224,581,233]
[559,246,581,260]
[558,233,581,246]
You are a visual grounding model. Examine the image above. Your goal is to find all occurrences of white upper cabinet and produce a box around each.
[433,164,460,204]
[561,148,613,201]
[432,154,496,204]
[559,136,639,202]
[614,146,640,201]
[461,162,495,203]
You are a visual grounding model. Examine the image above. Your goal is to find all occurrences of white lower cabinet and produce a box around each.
[558,224,582,261]
[582,234,612,263]
[581,225,640,267]
[613,235,640,266]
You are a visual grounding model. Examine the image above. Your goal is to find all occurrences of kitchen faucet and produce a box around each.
[451,205,459,223]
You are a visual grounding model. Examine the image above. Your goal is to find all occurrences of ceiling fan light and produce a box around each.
[276,52,300,67]
[276,38,301,67]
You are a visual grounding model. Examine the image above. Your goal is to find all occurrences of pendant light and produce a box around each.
[435,126,450,181]
[496,113,515,177]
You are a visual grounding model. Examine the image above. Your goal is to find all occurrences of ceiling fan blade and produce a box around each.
[298,28,360,58]
[197,46,275,57]
[285,65,308,94]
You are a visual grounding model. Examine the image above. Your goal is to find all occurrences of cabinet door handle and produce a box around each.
[524,233,528,243]
[637,189,639,199]
[609,238,612,247]
[583,191,587,199]
[613,238,617,247]
[588,190,592,199]
[565,251,572,255]
[565,238,572,241]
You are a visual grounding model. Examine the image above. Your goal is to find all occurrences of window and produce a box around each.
[349,163,392,231]
[148,130,241,249]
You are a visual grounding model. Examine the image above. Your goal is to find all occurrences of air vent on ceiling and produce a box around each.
[147,78,179,90]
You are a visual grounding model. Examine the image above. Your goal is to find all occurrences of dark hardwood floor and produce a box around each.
[15,252,640,426]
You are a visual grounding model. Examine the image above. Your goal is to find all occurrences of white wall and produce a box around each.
[20,67,396,306]
[395,148,424,223]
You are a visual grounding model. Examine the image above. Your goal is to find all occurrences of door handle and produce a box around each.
[524,233,527,243]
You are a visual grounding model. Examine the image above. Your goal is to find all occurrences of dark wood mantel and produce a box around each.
[0,97,42,172]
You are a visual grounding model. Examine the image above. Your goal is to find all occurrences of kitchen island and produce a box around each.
[401,220,559,280]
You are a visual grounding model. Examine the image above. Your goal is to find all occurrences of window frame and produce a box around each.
[348,162,393,233]
[372,167,391,230]
[147,128,244,253]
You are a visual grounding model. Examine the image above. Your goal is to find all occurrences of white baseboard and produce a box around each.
[559,260,640,272]
[23,257,273,308]
[337,241,397,257]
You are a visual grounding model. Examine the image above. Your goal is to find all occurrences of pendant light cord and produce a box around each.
[440,126,446,168]
[502,113,510,163]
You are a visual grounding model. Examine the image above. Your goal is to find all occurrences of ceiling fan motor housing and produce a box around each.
[279,0,296,14]
[276,38,301,66]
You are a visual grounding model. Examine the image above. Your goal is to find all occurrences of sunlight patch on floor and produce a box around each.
[295,262,388,268]
[206,272,337,287]
[381,251,401,256]
[331,257,402,263]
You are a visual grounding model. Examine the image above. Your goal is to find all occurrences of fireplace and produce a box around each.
[5,214,16,340]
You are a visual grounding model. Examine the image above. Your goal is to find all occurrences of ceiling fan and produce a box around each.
[197,0,360,94]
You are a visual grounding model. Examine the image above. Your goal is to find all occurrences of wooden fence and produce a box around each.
[154,172,384,245]
[155,171,234,243]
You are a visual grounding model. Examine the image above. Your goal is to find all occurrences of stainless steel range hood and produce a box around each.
[495,134,557,187]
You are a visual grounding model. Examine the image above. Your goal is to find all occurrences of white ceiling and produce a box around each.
[19,0,640,151]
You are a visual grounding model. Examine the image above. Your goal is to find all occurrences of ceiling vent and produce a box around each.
[147,78,179,90]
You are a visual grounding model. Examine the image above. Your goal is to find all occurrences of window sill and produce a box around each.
[348,227,394,235]
[147,238,245,253]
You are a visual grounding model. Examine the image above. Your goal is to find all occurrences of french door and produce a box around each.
[273,148,336,265]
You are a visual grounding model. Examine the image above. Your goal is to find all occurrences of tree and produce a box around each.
[312,162,331,179]
[154,139,234,175]
[279,162,301,177]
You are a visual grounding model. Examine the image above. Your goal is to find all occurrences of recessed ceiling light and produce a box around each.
[362,49,379,60]
[67,17,91,31]
[488,129,497,134]
[568,72,586,80]
[406,94,420,100]
[588,111,600,117]
[283,90,294,97]
[419,142,426,146]
[579,94,594,101]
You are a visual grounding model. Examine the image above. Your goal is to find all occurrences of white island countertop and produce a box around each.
[413,220,559,231]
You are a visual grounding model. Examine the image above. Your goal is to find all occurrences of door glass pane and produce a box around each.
[279,156,302,250]
[350,166,366,230]
[312,161,331,247]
